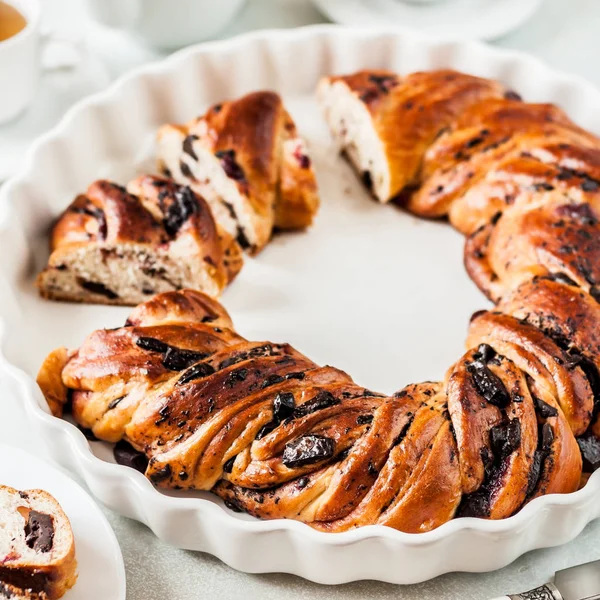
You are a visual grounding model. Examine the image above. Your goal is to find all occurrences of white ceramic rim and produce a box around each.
[1,24,600,583]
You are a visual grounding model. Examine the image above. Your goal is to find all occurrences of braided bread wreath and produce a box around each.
[39,70,600,533]
[34,64,600,540]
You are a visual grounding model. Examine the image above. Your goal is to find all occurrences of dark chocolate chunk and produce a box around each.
[182,134,199,160]
[255,420,278,440]
[357,414,374,425]
[114,440,148,473]
[467,361,510,408]
[223,456,237,474]
[236,227,251,250]
[533,396,558,418]
[162,347,207,371]
[490,419,521,459]
[298,154,311,169]
[296,476,309,489]
[224,499,244,513]
[581,179,600,192]
[533,182,554,192]
[473,343,496,364]
[79,280,118,300]
[282,435,335,468]
[362,170,373,191]
[273,392,295,422]
[179,160,194,179]
[215,149,246,182]
[136,336,169,353]
[590,285,600,304]
[285,371,306,381]
[149,464,172,483]
[24,511,54,553]
[457,489,490,519]
[78,425,99,441]
[465,136,485,149]
[367,74,398,93]
[177,362,216,385]
[541,422,554,449]
[108,396,124,410]
[293,390,339,418]
[225,368,248,386]
[261,374,285,389]
[577,434,600,472]
[163,185,199,236]
[504,90,522,101]
[526,450,545,497]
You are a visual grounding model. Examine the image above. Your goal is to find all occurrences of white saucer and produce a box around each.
[0,443,126,600]
[311,0,544,41]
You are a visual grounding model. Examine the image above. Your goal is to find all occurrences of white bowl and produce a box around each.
[1,25,600,585]
[84,0,247,49]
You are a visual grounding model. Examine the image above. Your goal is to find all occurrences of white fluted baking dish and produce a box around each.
[1,25,600,585]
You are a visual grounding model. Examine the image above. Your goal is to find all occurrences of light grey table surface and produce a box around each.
[2,0,600,598]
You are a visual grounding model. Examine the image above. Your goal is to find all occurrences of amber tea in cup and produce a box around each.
[0,1,27,42]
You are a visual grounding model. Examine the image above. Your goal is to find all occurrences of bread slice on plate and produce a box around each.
[157,91,320,254]
[0,486,77,599]
[37,175,243,306]
[317,69,506,203]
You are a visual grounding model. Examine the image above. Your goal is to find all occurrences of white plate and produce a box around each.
[1,25,600,585]
[0,443,126,599]
[312,0,543,41]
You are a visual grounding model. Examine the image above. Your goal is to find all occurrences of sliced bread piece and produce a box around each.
[37,175,243,306]
[0,487,77,599]
[157,91,319,254]
[317,69,506,202]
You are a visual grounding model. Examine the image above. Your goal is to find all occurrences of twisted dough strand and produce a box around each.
[38,70,600,533]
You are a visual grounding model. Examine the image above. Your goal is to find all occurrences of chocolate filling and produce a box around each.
[467,360,510,408]
[577,433,600,472]
[114,440,148,473]
[293,390,339,418]
[215,149,246,182]
[24,511,54,553]
[182,134,199,161]
[0,569,49,595]
[78,279,118,300]
[282,435,336,468]
[163,185,199,236]
[135,336,208,372]
[177,362,216,386]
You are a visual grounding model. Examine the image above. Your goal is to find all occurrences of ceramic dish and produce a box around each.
[1,25,600,585]
[0,443,126,599]
[311,0,543,41]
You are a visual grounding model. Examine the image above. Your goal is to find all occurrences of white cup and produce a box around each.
[85,0,248,50]
[0,0,41,124]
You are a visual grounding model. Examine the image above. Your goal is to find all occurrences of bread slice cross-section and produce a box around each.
[0,486,77,599]
[157,91,320,254]
[37,175,242,306]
